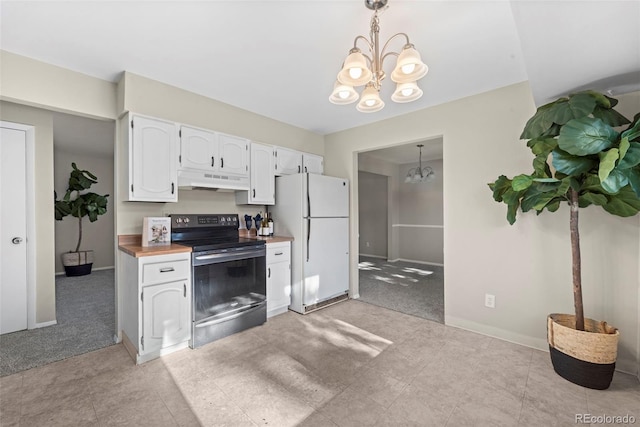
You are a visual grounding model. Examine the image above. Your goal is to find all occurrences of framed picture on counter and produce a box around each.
[142,217,171,247]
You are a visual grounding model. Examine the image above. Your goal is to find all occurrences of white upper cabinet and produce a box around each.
[235,141,275,205]
[179,127,249,176]
[126,114,178,202]
[179,126,217,171]
[275,147,303,176]
[303,153,324,175]
[218,133,249,176]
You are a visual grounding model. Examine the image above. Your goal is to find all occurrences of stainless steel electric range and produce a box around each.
[170,214,266,348]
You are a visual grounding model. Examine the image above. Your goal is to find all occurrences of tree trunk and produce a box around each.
[569,188,585,331]
[75,217,83,253]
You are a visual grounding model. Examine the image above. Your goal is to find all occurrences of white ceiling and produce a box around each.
[361,136,443,164]
[1,1,639,137]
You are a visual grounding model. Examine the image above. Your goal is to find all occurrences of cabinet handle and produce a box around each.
[298,165,301,173]
[171,183,175,194]
[211,156,215,167]
[275,252,283,256]
[252,189,256,198]
[183,283,186,297]
[221,158,224,168]
[160,267,175,273]
[268,267,271,278]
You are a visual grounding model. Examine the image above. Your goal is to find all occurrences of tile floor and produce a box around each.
[1,300,638,426]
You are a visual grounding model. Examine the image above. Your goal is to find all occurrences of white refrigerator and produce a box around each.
[271,173,349,314]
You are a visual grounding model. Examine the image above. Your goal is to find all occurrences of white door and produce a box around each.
[303,217,349,305]
[306,174,349,218]
[142,280,190,353]
[1,126,28,334]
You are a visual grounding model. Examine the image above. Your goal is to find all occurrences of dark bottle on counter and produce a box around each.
[267,213,274,236]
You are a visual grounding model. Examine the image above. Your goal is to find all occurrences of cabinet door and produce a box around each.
[303,153,324,175]
[249,142,275,205]
[130,115,178,202]
[142,280,190,354]
[180,126,216,171]
[267,260,291,317]
[218,133,249,176]
[275,147,302,176]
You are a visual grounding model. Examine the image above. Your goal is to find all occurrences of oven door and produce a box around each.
[191,245,266,346]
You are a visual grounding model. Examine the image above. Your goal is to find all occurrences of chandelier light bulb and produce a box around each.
[329,80,359,105]
[391,81,423,103]
[401,63,416,75]
[349,67,363,79]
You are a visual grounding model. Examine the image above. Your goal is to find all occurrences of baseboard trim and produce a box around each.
[33,320,57,329]
[359,253,387,259]
[390,258,444,267]
[55,265,115,276]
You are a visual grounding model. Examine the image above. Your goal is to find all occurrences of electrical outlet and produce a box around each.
[485,294,495,308]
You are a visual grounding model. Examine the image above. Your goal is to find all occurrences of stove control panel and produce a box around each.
[170,214,238,229]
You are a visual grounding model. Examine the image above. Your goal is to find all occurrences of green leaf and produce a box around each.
[545,199,561,212]
[533,177,560,182]
[521,100,564,139]
[552,149,597,175]
[621,119,640,143]
[558,117,618,156]
[619,137,630,160]
[593,105,631,127]
[532,155,552,177]
[602,185,640,217]
[579,192,608,207]
[618,142,640,169]
[600,169,629,194]
[489,175,512,202]
[598,148,619,181]
[502,188,522,225]
[528,137,558,157]
[548,101,574,125]
[622,168,640,198]
[521,191,557,212]
[512,174,534,191]
[567,92,597,119]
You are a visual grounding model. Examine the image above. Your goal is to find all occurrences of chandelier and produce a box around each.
[329,0,428,113]
[405,144,435,183]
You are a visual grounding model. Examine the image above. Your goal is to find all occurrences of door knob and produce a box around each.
[12,237,23,244]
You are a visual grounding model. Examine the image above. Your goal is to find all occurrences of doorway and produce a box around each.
[356,139,444,323]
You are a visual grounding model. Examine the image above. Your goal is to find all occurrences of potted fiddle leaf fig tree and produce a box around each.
[489,90,640,390]
[55,163,109,277]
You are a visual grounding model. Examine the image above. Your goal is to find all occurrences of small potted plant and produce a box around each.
[55,163,109,277]
[489,90,640,389]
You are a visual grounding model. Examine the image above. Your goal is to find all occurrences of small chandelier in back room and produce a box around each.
[329,0,428,113]
[405,144,435,183]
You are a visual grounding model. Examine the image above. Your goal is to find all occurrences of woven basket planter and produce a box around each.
[61,250,94,277]
[547,313,619,390]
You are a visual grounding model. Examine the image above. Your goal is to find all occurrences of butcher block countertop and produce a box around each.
[118,235,191,258]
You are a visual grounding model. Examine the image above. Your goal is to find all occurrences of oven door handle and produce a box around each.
[194,249,265,264]
[195,301,265,328]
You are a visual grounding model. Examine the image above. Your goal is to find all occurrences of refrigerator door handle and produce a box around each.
[306,174,311,219]
[306,218,310,262]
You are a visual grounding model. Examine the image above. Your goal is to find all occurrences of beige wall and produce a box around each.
[325,83,640,374]
[54,149,115,273]
[358,171,388,258]
[0,102,56,324]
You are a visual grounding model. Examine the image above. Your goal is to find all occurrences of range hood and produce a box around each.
[178,169,249,192]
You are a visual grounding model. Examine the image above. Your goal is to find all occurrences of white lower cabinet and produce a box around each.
[266,241,291,318]
[120,251,191,363]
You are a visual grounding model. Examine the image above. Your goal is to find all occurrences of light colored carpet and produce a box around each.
[0,268,115,377]
[358,256,444,323]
